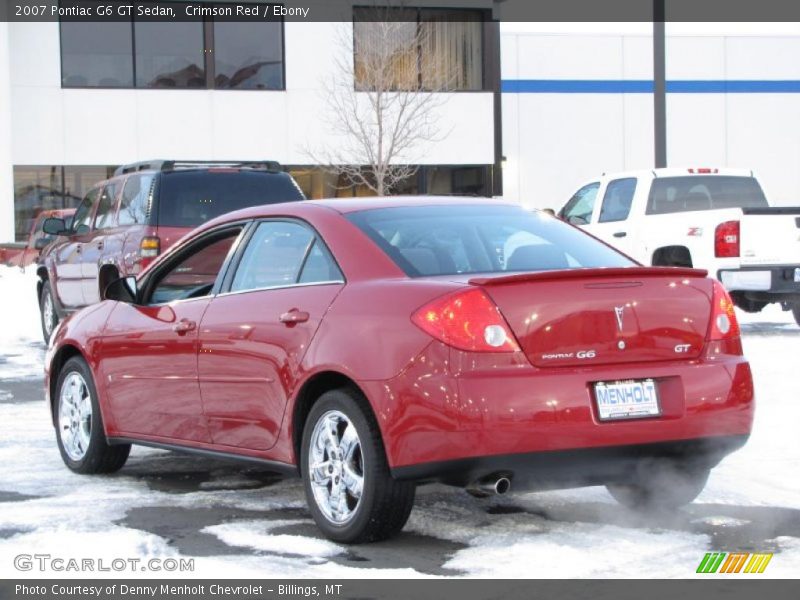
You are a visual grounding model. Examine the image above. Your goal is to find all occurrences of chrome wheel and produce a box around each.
[58,372,93,461]
[42,290,55,338]
[308,410,364,525]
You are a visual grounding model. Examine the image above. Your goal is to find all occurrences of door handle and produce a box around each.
[280,309,310,325]
[96,242,104,250]
[172,319,197,335]
[613,231,627,238]
[76,244,82,253]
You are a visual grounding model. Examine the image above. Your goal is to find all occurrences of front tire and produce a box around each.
[301,389,415,543]
[606,461,709,510]
[40,281,59,343]
[55,356,130,474]
[793,304,800,327]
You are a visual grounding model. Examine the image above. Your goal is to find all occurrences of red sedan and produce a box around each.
[45,197,753,543]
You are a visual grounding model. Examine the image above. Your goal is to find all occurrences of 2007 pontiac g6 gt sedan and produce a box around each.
[45,197,754,543]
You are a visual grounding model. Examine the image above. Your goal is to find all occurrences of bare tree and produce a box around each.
[307,12,456,196]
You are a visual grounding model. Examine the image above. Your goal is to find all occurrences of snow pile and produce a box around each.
[0,266,45,380]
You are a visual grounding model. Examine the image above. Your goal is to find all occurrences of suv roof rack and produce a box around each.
[114,160,283,176]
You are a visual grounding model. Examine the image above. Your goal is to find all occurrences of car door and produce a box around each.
[98,225,245,442]
[198,220,345,451]
[82,179,122,305]
[52,188,100,308]
[585,177,638,256]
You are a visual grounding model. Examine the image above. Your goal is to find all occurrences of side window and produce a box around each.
[71,188,100,235]
[94,182,120,230]
[560,182,599,224]
[118,174,153,226]
[148,230,241,305]
[231,221,340,293]
[298,240,343,284]
[598,178,637,223]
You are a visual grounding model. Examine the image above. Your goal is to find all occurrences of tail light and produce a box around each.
[706,280,742,355]
[688,168,719,174]
[412,288,520,353]
[714,221,740,258]
[140,236,160,259]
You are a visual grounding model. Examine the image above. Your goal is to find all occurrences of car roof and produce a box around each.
[192,195,520,237]
[307,195,516,214]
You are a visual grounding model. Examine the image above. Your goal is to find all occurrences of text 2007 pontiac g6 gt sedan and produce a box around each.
[45,197,753,542]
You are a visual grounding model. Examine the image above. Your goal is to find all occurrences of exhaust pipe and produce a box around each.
[466,474,512,498]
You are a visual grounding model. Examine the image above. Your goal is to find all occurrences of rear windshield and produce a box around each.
[647,176,768,214]
[156,170,305,227]
[347,205,635,277]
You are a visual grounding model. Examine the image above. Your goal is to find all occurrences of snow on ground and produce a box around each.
[0,267,45,380]
[0,265,798,578]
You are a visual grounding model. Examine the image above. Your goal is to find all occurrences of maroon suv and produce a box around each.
[38,160,305,341]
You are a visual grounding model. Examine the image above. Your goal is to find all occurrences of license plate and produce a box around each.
[794,268,800,283]
[594,379,660,421]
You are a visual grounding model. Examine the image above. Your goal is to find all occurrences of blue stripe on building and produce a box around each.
[502,79,800,94]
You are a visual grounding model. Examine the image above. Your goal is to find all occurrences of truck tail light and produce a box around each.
[705,280,742,356]
[714,221,740,258]
[140,236,160,259]
[411,288,520,353]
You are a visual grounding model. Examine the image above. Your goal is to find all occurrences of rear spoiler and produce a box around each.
[469,266,708,286]
[740,206,800,215]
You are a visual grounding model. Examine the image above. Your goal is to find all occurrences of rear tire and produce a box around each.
[39,281,59,343]
[301,388,415,543]
[606,461,709,510]
[54,356,130,474]
[792,304,800,327]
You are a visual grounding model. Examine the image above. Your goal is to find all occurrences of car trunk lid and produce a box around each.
[469,267,714,367]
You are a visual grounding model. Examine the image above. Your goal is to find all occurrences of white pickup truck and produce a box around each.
[558,168,800,324]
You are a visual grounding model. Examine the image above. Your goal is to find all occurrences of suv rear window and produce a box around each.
[156,170,305,228]
[347,205,634,277]
[647,176,768,214]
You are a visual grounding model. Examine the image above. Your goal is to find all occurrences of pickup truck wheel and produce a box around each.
[40,281,59,342]
[606,461,709,511]
[792,304,800,327]
[301,389,415,543]
[55,356,130,474]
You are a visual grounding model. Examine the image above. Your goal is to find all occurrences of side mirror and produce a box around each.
[541,208,556,217]
[34,237,52,250]
[42,217,68,236]
[567,214,588,225]
[103,276,138,304]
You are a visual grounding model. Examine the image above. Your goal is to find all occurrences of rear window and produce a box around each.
[647,176,768,214]
[156,170,305,228]
[347,205,634,277]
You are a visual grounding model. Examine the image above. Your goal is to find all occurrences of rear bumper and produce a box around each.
[718,266,800,297]
[391,435,749,489]
[363,343,754,481]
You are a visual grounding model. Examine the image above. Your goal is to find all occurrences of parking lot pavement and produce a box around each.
[0,303,798,577]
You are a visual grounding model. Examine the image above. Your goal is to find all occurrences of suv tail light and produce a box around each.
[714,221,740,258]
[140,236,160,259]
[706,280,742,355]
[411,288,520,352]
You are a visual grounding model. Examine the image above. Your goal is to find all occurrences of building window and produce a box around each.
[60,21,134,87]
[13,166,115,242]
[59,3,284,90]
[353,8,485,91]
[286,165,491,200]
[213,18,284,89]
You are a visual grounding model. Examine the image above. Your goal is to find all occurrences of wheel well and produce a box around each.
[36,266,48,298]
[652,246,693,268]
[291,371,367,464]
[98,264,120,299]
[48,344,84,424]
